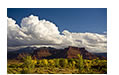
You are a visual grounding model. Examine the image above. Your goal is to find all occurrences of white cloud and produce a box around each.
[7,15,107,53]
[103,31,107,34]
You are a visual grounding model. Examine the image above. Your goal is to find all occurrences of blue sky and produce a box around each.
[7,8,107,34]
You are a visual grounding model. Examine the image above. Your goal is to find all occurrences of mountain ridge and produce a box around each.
[7,46,107,60]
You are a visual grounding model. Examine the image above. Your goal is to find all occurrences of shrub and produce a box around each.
[77,54,84,72]
[37,60,43,67]
[59,58,68,68]
[22,56,35,73]
[42,59,48,66]
[72,60,76,68]
[9,64,18,68]
[21,68,31,74]
[75,59,80,68]
[54,59,60,67]
[48,59,55,67]
[64,59,68,68]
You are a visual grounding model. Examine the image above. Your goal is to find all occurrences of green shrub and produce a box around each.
[54,59,60,67]
[7,55,107,74]
[9,64,18,68]
[48,59,55,67]
[77,54,84,72]
[22,56,35,73]
[21,68,31,74]
[42,59,48,66]
[72,60,76,69]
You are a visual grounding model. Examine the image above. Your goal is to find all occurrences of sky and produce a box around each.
[7,8,107,53]
[7,8,107,33]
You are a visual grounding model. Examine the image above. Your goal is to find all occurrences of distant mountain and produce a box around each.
[8,47,37,53]
[7,46,106,60]
[7,47,37,59]
[93,53,107,57]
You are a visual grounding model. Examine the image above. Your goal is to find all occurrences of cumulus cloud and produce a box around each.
[7,15,107,53]
[8,15,62,46]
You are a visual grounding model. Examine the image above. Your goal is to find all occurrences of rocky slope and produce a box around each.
[8,46,106,60]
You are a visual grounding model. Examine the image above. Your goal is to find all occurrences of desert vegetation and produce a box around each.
[7,54,107,74]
